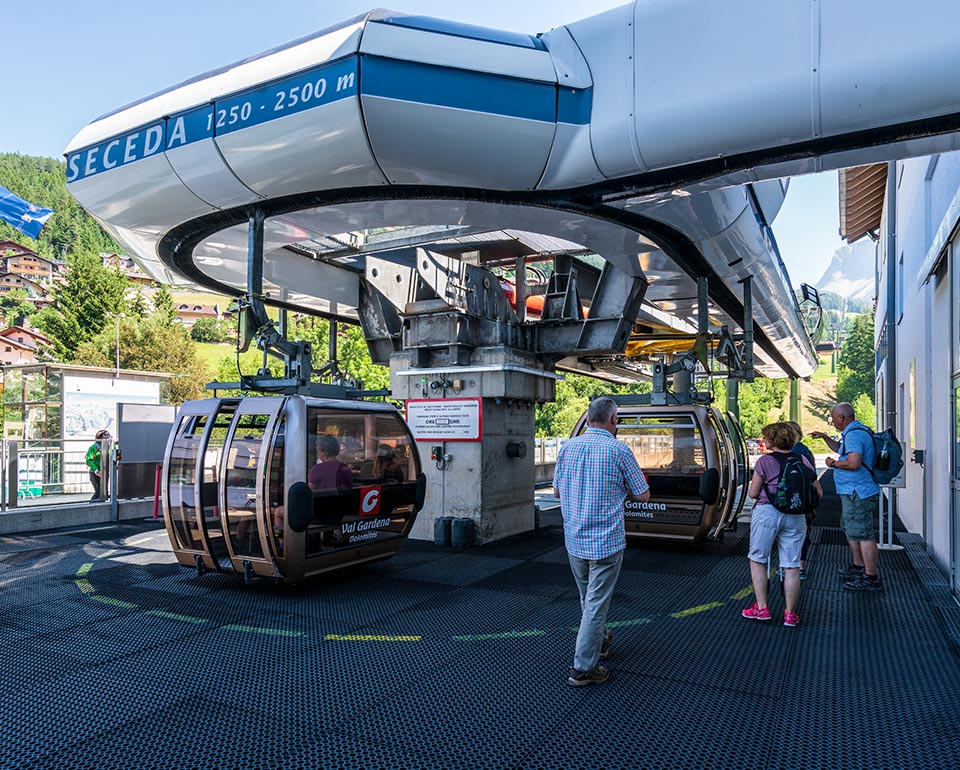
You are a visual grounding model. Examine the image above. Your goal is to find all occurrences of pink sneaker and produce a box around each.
[783,611,800,627]
[741,603,771,621]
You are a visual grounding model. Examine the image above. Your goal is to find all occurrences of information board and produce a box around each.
[406,398,482,442]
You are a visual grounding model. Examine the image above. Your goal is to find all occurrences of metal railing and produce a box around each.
[0,438,112,511]
[533,437,566,465]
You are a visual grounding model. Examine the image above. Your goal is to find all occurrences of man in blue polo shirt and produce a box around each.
[553,396,650,686]
[811,402,882,591]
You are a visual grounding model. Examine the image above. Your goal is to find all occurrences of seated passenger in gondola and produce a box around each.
[375,445,404,482]
[309,435,353,492]
[307,434,354,548]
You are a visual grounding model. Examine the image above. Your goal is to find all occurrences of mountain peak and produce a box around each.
[815,239,874,302]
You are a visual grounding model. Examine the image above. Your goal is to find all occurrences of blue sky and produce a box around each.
[1,0,843,285]
[774,172,844,287]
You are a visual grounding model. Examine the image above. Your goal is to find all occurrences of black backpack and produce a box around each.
[765,452,818,515]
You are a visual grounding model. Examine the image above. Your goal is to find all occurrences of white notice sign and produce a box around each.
[405,398,482,441]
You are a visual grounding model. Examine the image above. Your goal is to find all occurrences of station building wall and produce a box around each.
[884,150,960,581]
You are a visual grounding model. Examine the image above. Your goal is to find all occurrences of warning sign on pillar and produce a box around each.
[405,398,482,441]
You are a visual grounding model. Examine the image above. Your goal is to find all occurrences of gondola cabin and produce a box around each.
[570,403,748,543]
[162,395,425,583]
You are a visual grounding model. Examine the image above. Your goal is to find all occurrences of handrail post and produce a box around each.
[0,439,6,512]
[7,441,18,510]
[109,442,119,522]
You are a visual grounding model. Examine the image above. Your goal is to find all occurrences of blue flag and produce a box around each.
[0,184,55,240]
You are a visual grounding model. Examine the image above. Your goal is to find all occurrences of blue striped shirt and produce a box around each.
[554,428,649,560]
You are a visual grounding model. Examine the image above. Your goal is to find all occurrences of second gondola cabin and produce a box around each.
[569,402,748,543]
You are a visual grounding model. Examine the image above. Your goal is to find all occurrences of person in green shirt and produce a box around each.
[86,429,110,501]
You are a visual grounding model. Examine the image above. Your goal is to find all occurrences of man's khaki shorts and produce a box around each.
[840,492,879,541]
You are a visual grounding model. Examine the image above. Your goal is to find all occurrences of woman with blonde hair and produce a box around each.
[741,422,822,627]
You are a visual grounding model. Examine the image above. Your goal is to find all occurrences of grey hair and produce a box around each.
[833,402,855,420]
[587,396,618,425]
[317,434,341,457]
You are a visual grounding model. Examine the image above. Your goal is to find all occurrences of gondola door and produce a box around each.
[707,410,737,539]
[220,398,286,579]
[708,411,733,525]
[725,411,750,523]
[162,398,238,572]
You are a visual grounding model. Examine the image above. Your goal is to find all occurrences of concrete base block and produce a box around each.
[406,397,538,545]
[391,347,558,545]
[0,499,159,535]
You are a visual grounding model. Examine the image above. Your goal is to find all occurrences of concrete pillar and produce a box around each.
[390,347,557,544]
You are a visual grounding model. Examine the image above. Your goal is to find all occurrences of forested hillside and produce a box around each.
[0,153,208,402]
[0,153,118,258]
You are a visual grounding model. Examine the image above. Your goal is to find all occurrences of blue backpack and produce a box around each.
[846,426,904,485]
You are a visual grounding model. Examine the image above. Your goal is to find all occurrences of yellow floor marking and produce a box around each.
[72,546,745,642]
[670,601,724,619]
[147,610,208,624]
[222,624,303,637]
[453,630,544,641]
[607,618,653,628]
[325,634,421,642]
[90,595,137,609]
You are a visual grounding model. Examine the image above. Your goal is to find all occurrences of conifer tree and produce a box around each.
[32,251,128,360]
[152,283,177,326]
[837,314,876,404]
[129,288,148,318]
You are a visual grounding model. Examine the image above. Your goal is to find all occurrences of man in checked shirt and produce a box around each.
[554,396,650,686]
